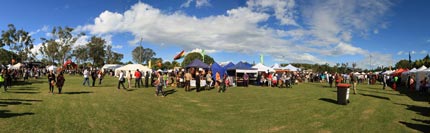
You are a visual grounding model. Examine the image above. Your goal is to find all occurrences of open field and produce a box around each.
[0,75,429,132]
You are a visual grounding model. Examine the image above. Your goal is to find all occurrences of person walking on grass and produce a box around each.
[82,69,90,86]
[145,71,149,88]
[117,70,127,90]
[195,71,201,92]
[56,72,65,94]
[48,70,56,94]
[91,69,97,87]
[154,72,164,97]
[185,70,192,92]
[134,69,141,88]
[351,73,358,94]
[127,70,132,88]
[243,72,249,87]
[98,70,103,85]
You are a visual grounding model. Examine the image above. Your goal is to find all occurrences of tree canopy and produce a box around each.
[181,52,214,67]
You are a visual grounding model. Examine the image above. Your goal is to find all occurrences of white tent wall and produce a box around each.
[101,64,123,73]
[252,63,275,72]
[114,64,152,78]
[414,66,429,90]
[10,63,24,69]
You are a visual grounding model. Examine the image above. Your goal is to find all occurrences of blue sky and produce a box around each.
[1,0,429,68]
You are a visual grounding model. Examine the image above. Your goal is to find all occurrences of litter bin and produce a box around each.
[336,83,350,105]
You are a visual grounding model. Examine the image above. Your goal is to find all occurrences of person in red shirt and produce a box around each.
[134,69,141,88]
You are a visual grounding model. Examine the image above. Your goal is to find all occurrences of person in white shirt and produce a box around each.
[82,69,90,86]
[117,70,127,90]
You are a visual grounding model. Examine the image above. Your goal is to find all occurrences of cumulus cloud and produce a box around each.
[397,51,404,55]
[181,0,211,8]
[247,0,298,26]
[419,50,427,54]
[30,25,49,36]
[77,1,395,68]
[189,48,216,54]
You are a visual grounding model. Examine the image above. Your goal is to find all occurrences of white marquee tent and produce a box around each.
[252,63,275,72]
[101,64,123,73]
[414,65,429,90]
[271,63,282,69]
[282,64,300,72]
[114,64,152,78]
[10,63,24,69]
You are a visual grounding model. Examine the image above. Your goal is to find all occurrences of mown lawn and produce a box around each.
[0,75,428,132]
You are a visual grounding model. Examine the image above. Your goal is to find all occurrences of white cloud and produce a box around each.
[247,0,298,26]
[30,25,49,36]
[411,51,416,55]
[77,1,395,68]
[427,39,430,43]
[30,43,43,55]
[420,50,427,54]
[181,0,211,8]
[112,45,123,49]
[189,48,216,54]
[397,51,404,55]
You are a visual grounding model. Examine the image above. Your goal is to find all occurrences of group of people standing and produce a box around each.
[82,68,105,87]
[47,70,65,94]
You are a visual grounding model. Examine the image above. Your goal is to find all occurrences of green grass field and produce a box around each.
[0,75,428,132]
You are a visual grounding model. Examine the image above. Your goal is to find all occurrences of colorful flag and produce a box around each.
[201,49,205,62]
[173,50,186,60]
[260,54,264,65]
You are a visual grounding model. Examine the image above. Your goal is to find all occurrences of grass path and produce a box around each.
[0,75,428,132]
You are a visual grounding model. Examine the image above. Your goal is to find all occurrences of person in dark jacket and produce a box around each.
[145,71,149,88]
[91,70,97,87]
[56,72,65,94]
[47,70,56,93]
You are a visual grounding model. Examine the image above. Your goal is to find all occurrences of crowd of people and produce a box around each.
[1,66,428,99]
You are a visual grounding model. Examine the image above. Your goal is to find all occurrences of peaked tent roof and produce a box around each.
[417,65,428,71]
[283,64,300,71]
[186,59,210,69]
[252,63,275,72]
[211,62,226,79]
[227,61,254,70]
[223,62,235,69]
[271,63,282,69]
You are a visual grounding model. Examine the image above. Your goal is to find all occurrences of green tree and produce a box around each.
[86,36,106,67]
[105,45,124,64]
[395,59,410,69]
[39,39,60,64]
[0,48,18,64]
[0,24,34,62]
[39,26,83,65]
[132,46,156,64]
[72,45,89,67]
[181,52,214,67]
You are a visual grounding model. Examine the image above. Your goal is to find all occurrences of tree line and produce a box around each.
[0,24,215,70]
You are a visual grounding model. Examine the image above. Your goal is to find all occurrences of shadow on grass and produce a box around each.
[6,91,41,94]
[359,89,404,96]
[413,118,430,124]
[0,99,43,102]
[399,121,430,132]
[8,87,39,91]
[12,80,45,86]
[318,98,338,105]
[360,93,390,100]
[397,87,429,102]
[62,91,93,95]
[126,89,137,92]
[0,110,35,118]
[0,101,32,106]
[164,89,177,96]
[394,103,430,117]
